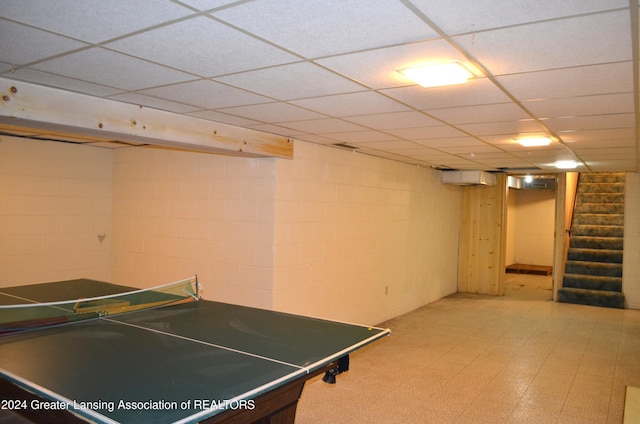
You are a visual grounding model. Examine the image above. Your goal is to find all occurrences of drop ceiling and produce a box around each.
[1,0,638,172]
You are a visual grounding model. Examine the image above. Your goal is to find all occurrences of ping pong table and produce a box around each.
[0,278,390,424]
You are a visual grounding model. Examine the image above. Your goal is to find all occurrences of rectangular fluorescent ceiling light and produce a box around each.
[555,160,578,169]
[518,137,552,147]
[397,62,473,88]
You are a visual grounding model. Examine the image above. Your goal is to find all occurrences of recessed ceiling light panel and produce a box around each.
[518,137,552,147]
[555,160,578,169]
[397,62,473,88]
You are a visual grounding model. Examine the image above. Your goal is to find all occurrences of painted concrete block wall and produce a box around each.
[624,172,640,308]
[0,136,112,285]
[272,142,461,324]
[111,141,461,324]
[513,189,556,266]
[111,147,277,309]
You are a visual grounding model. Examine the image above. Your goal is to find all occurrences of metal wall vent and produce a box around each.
[332,143,359,150]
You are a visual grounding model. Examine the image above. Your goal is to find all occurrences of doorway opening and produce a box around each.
[504,175,556,301]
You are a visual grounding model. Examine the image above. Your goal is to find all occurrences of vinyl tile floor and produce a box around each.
[296,274,640,423]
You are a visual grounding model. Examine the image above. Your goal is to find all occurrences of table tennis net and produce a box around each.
[0,277,199,335]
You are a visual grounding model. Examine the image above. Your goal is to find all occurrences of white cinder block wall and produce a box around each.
[111,147,277,309]
[110,141,461,323]
[0,136,112,284]
[272,143,461,324]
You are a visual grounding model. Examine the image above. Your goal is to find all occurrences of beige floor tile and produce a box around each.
[296,274,640,424]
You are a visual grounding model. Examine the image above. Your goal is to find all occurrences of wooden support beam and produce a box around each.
[0,78,293,159]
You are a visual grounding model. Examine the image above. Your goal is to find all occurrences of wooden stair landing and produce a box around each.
[506,264,553,276]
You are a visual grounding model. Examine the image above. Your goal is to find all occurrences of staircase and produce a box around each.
[558,172,626,308]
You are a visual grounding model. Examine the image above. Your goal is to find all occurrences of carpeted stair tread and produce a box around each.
[574,203,625,214]
[577,193,625,204]
[573,213,624,226]
[558,287,625,309]
[577,182,625,193]
[580,173,626,183]
[570,236,624,250]
[565,260,622,277]
[562,273,622,291]
[571,225,624,238]
[567,248,623,263]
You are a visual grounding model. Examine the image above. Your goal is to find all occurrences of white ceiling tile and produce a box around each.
[246,123,305,138]
[512,146,576,158]
[344,111,441,130]
[0,0,194,43]
[437,144,504,154]
[456,120,549,136]
[179,0,239,11]
[454,10,632,75]
[386,126,467,140]
[468,152,520,160]
[106,17,298,77]
[497,62,633,101]
[0,20,87,65]
[437,159,494,169]
[317,39,473,90]
[292,134,339,144]
[108,92,201,114]
[414,137,488,148]
[217,102,327,123]
[473,162,526,170]
[188,110,262,128]
[523,93,635,118]
[576,147,637,158]
[563,129,635,144]
[212,0,438,58]
[5,68,123,97]
[324,131,400,144]
[357,149,423,164]
[215,62,366,100]
[585,159,637,171]
[353,140,425,150]
[291,92,409,117]
[0,61,12,73]
[139,80,272,109]
[544,114,635,132]
[411,0,627,34]
[409,150,458,160]
[531,159,582,169]
[427,103,530,125]
[277,119,366,134]
[479,159,537,168]
[377,147,440,157]
[382,78,511,110]
[32,48,195,91]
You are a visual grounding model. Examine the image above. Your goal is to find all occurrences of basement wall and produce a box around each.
[511,189,555,267]
[0,136,112,283]
[0,136,461,324]
[272,142,461,324]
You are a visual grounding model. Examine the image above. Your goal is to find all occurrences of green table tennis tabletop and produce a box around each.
[0,279,390,424]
